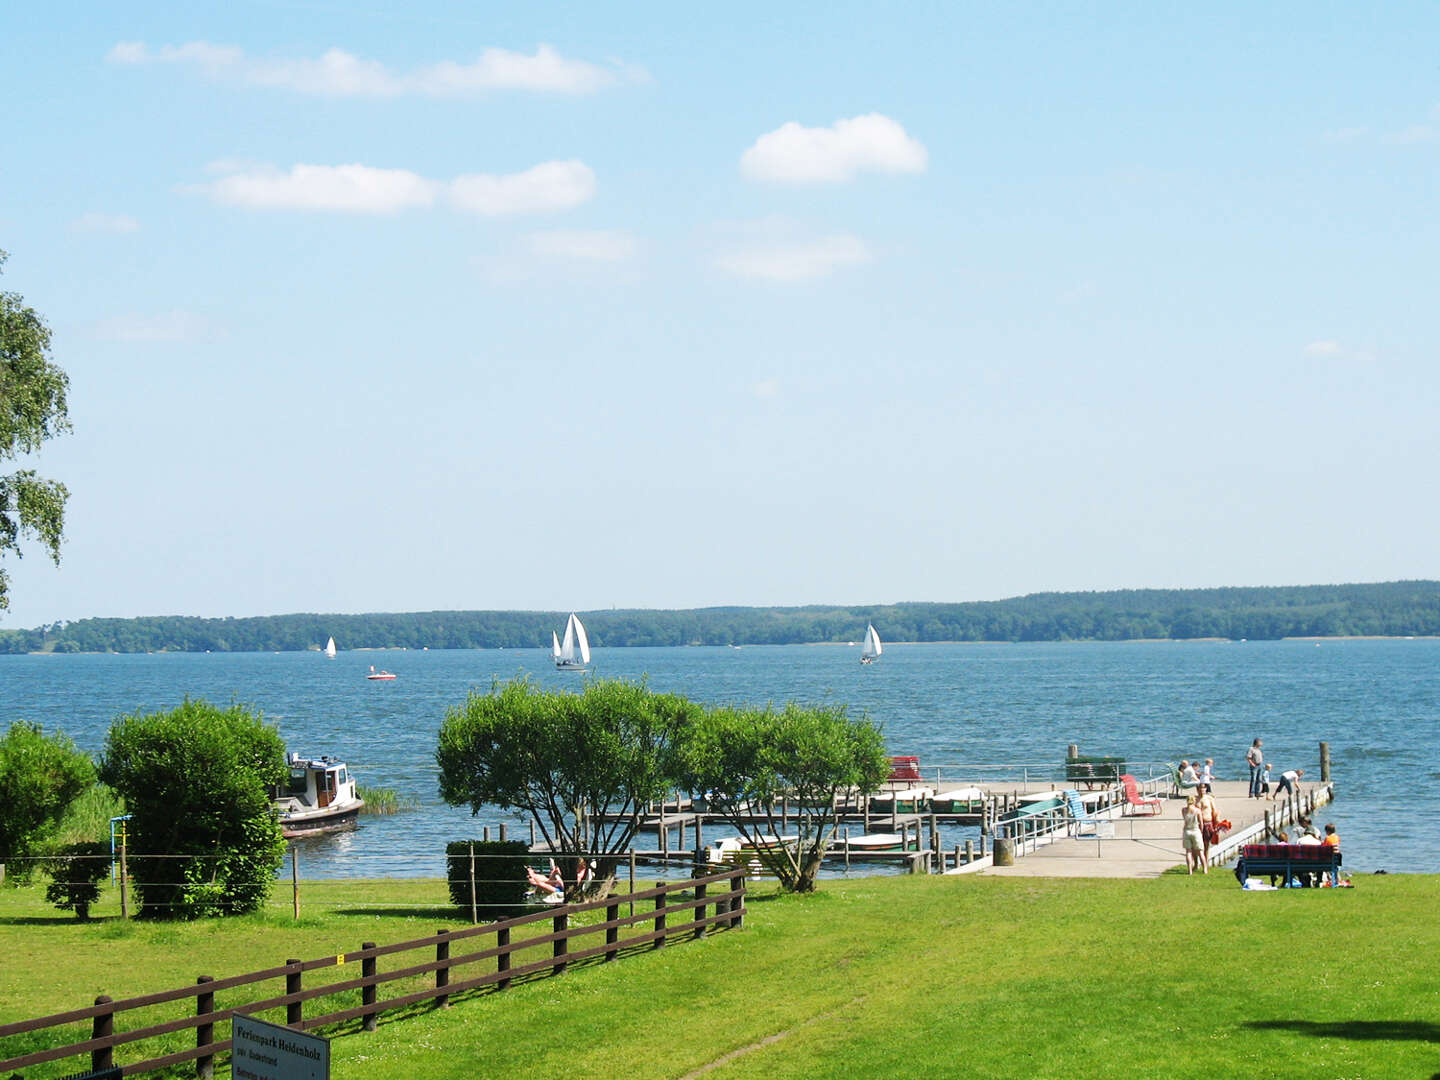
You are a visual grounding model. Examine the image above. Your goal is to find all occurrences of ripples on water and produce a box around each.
[4,639,1436,876]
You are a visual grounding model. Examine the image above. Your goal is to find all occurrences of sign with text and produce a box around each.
[232,1015,330,1080]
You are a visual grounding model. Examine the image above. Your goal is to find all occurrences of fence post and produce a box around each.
[694,880,708,940]
[92,994,114,1073]
[497,926,511,990]
[553,912,569,975]
[291,845,299,921]
[605,900,620,960]
[468,844,478,924]
[196,975,215,1079]
[286,960,302,1027]
[629,850,636,920]
[361,942,377,1032]
[732,872,745,929]
[435,929,451,1007]
[653,884,667,949]
[118,828,129,920]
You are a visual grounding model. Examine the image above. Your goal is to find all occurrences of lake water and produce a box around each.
[4,640,1436,876]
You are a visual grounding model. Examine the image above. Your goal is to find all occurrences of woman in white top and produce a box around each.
[1181,796,1205,875]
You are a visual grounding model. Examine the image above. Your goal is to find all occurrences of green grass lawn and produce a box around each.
[3,872,1437,1079]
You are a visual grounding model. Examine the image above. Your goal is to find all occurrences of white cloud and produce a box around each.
[191,163,438,213]
[107,40,639,96]
[752,378,781,399]
[1303,340,1343,357]
[184,160,594,216]
[71,212,140,234]
[1321,126,1368,144]
[88,310,216,344]
[1381,123,1437,145]
[527,230,636,261]
[740,113,928,184]
[448,161,595,216]
[716,234,870,281]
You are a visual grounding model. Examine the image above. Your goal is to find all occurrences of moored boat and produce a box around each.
[273,753,364,838]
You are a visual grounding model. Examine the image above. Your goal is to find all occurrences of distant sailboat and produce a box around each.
[323,636,337,659]
[554,613,591,670]
[860,623,882,665]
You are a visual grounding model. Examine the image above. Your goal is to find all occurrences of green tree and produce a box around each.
[0,250,71,612]
[678,702,889,893]
[0,721,96,882]
[437,677,698,893]
[99,699,287,918]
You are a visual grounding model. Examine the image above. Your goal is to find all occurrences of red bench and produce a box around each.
[887,756,921,782]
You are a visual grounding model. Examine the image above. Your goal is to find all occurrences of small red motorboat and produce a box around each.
[366,666,397,681]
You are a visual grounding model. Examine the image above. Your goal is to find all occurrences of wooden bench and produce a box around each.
[1234,843,1341,886]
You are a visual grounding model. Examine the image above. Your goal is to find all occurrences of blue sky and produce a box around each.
[3,2,1438,627]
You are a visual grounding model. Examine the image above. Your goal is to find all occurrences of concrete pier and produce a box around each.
[971,780,1335,879]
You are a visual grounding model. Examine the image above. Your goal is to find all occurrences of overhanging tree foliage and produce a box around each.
[99,699,287,918]
[0,721,96,883]
[678,702,889,892]
[0,249,71,612]
[436,677,699,893]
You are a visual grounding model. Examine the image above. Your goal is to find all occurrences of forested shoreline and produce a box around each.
[4,581,1439,654]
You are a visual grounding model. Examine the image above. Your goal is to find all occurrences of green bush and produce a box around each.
[99,699,287,918]
[42,841,109,919]
[445,840,531,917]
[0,722,96,881]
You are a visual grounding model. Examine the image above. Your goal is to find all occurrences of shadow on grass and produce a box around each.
[1246,1019,1440,1043]
[328,907,471,919]
[0,914,114,926]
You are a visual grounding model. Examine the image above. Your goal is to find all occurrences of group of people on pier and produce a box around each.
[1244,738,1304,800]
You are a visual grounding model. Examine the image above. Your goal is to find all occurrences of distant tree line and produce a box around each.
[4,580,1440,654]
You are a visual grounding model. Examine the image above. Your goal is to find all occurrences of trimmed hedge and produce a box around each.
[445,840,531,917]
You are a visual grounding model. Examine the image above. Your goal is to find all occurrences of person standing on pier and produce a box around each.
[1195,783,1221,866]
[1181,795,1205,874]
[1246,738,1265,798]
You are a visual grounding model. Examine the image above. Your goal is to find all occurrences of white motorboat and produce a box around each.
[273,753,364,838]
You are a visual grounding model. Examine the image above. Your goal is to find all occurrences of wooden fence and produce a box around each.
[0,869,745,1079]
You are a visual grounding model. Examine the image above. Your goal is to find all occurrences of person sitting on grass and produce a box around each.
[526,861,566,902]
[1319,823,1342,885]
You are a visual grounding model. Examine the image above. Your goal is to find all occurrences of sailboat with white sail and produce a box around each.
[860,623,882,665]
[553,613,591,670]
[323,636,337,659]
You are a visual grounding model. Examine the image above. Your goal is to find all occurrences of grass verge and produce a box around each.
[2,873,1436,1079]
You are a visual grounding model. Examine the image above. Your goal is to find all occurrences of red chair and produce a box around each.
[1120,773,1162,816]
